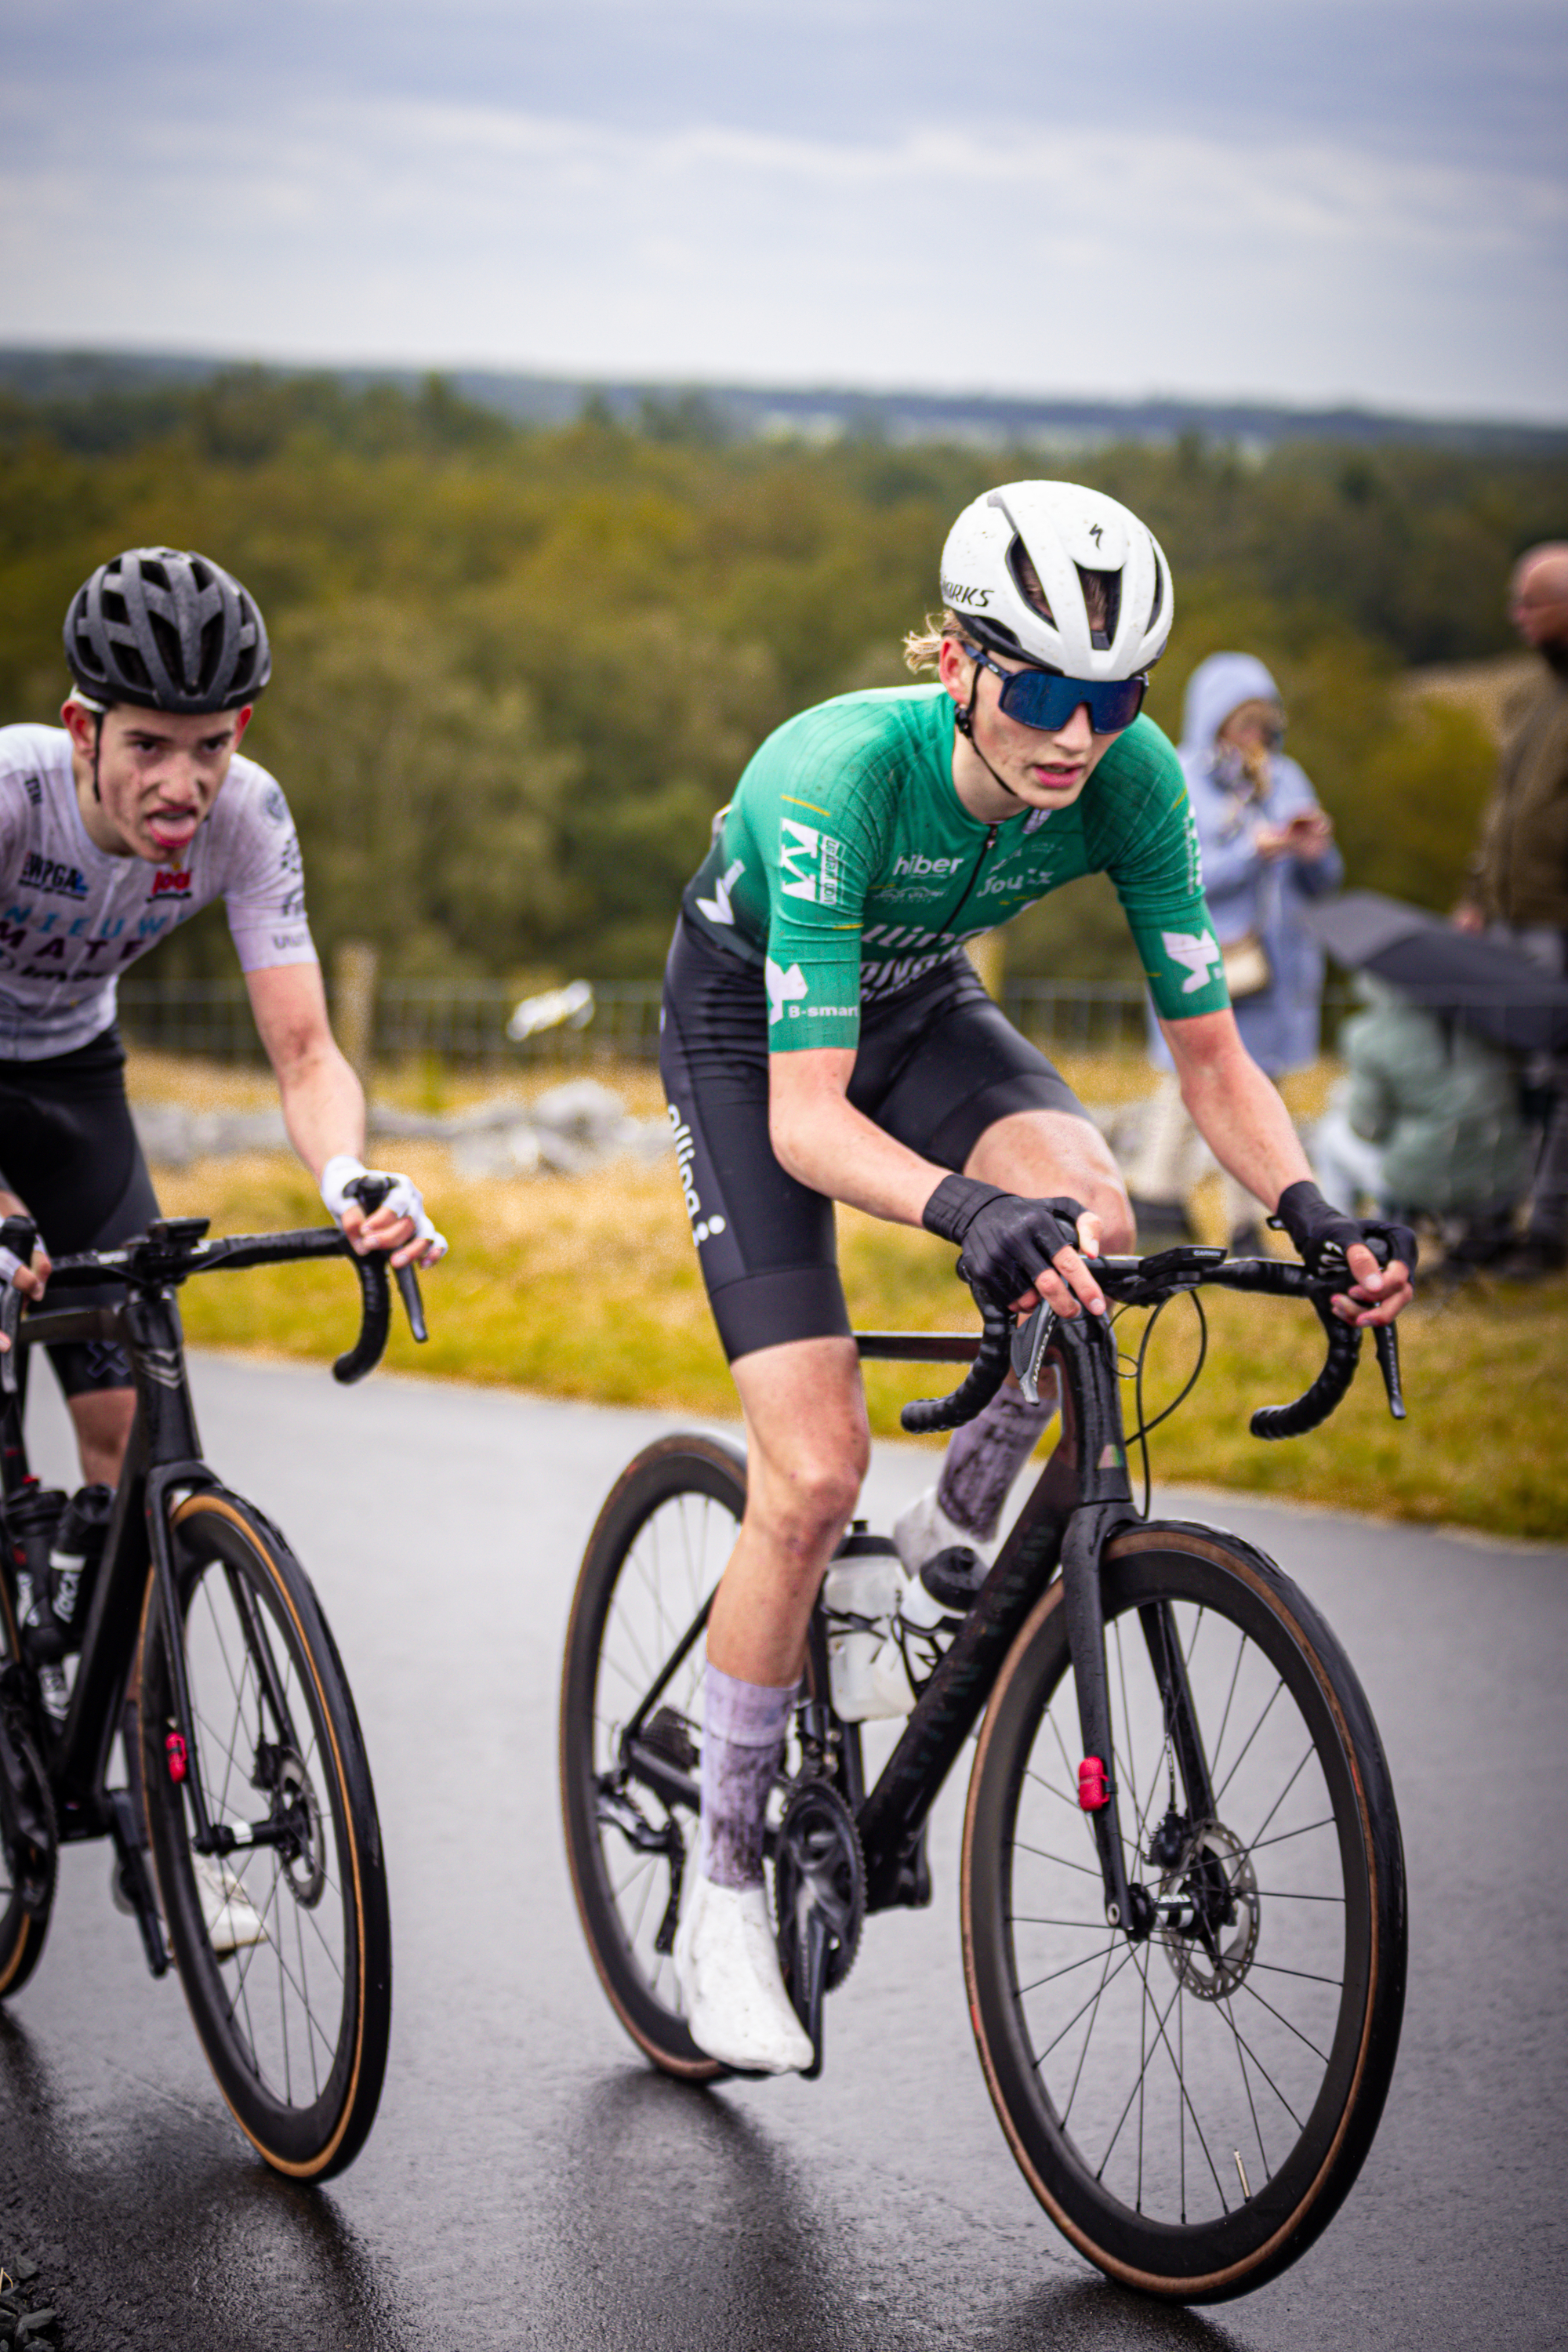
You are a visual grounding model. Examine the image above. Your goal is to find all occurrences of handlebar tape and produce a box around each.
[332,1251,391,1385]
[1250,1298,1362,1441]
[900,1295,1013,1434]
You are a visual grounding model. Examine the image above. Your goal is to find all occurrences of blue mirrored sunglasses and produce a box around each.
[964,643,1147,735]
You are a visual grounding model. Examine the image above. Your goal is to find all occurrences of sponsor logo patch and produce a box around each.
[19,851,88,900]
[764,956,809,1025]
[1161,928,1224,994]
[150,867,193,900]
[695,855,744,927]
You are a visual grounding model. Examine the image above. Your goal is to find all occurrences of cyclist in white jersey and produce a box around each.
[0,547,446,1485]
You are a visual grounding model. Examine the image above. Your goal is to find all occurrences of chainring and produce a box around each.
[773,1777,865,1994]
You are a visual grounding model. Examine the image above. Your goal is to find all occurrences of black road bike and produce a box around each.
[0,1196,425,2180]
[561,1247,1410,2303]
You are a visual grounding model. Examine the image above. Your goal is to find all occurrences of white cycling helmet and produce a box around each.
[938,481,1173,680]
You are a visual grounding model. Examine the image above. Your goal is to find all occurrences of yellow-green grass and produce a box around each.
[136,1070,1568,1544]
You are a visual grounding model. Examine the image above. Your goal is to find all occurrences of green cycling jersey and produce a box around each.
[681,684,1230,1051]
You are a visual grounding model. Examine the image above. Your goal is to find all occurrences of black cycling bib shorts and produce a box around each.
[0,1025,156,1395]
[659,916,1094,1362]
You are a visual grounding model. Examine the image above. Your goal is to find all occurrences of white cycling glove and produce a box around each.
[319,1156,448,1264]
[0,1247,24,1290]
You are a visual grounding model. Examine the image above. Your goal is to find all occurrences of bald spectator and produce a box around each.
[1454,543,1568,1276]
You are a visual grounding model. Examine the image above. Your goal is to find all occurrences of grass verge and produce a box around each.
[146,1134,1568,1545]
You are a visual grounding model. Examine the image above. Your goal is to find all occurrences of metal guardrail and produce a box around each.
[118,978,666,1065]
[118,975,1367,1067]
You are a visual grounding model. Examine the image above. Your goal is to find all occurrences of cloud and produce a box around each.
[1,9,1563,417]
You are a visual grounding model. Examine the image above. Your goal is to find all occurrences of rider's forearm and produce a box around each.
[1178,1045,1312,1211]
[273,1044,367,1181]
[770,1074,946,1226]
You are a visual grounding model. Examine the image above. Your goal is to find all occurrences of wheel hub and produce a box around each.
[1156,1819,1259,2000]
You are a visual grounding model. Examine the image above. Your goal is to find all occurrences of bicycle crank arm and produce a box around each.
[107,1786,169,1978]
[1061,1504,1151,1940]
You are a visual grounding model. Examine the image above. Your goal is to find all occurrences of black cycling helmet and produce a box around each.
[63,546,271,713]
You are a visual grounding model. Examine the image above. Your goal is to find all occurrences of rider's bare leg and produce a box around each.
[706,1334,869,1686]
[68,1388,135,1487]
[918,1109,1134,1555]
[677,1335,866,2071]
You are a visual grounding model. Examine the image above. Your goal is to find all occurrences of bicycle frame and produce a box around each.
[615,1246,1401,1953]
[0,1214,411,1973]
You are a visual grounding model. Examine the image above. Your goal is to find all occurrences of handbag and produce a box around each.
[1221,931,1273,1000]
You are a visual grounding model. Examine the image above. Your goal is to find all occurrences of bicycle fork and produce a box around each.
[1054,1316,1220,1950]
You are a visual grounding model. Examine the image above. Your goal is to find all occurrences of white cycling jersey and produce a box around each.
[0,724,317,1059]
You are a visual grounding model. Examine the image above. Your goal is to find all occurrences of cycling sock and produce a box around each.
[699,1664,797,1889]
[936,1374,1061,1543]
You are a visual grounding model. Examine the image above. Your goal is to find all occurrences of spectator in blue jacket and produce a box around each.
[1127,652,1343,1252]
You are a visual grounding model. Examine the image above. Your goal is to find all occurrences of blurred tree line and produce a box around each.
[2,368,1563,985]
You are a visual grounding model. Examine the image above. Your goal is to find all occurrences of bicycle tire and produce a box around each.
[0,1573,54,1998]
[962,1519,1406,2302]
[560,1432,750,2079]
[139,1488,392,2179]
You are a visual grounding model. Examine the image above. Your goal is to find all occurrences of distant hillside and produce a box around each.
[2,346,1563,457]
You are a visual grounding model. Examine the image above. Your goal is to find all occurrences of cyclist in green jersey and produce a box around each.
[659,481,1414,2074]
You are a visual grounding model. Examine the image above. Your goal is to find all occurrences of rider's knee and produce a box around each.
[1083,1180,1134,1256]
[750,1442,865,1561]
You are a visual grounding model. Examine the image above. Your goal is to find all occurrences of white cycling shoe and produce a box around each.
[674,1870,815,2074]
[194,1855,269,1955]
[893,1486,992,1589]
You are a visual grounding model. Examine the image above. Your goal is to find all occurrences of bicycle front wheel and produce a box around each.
[963,1520,1406,2302]
[139,1488,392,2179]
[561,1433,747,2078]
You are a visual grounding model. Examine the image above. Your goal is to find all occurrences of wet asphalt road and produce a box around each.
[2,1354,1566,2352]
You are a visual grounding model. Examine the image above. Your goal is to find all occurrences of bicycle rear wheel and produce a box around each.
[963,1520,1406,2302]
[560,1433,747,2078]
[139,1488,392,2178]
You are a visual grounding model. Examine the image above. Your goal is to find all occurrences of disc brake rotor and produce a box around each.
[275,1752,326,1908]
[1158,1820,1259,2001]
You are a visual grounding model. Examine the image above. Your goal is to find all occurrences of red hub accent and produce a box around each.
[1077,1756,1109,1811]
[165,1733,188,1784]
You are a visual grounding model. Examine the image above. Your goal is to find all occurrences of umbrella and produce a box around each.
[1302,891,1568,1057]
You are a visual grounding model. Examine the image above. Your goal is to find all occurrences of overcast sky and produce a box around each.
[3,0,1563,419]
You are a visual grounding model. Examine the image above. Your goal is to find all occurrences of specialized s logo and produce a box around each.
[764,956,808,1025]
[150,867,193,900]
[777,818,843,907]
[695,856,744,927]
[1162,929,1224,994]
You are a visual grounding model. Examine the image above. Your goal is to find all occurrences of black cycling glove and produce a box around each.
[1272,1181,1418,1282]
[923,1175,1087,1305]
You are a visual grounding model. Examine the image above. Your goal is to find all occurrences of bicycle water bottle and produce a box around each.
[822,1526,965,1722]
[48,1483,114,1656]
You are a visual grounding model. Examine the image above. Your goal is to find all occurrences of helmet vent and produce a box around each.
[1076,567,1120,652]
[1007,541,1055,628]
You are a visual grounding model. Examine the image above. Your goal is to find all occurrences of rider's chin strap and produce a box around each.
[91,711,104,803]
[954,641,1026,807]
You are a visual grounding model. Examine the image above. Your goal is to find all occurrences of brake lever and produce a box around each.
[1010,1301,1055,1403]
[1374,1324,1406,1421]
[395,1261,427,1345]
[344,1174,429,1346]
